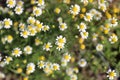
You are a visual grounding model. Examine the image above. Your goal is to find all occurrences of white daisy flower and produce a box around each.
[12,48,22,57]
[89,9,97,16]
[37,61,45,69]
[27,16,36,25]
[66,68,74,76]
[77,22,87,31]
[94,11,102,20]
[24,45,33,54]
[20,30,30,38]
[61,60,67,67]
[14,6,23,15]
[78,59,87,67]
[35,20,43,32]
[70,74,78,80]
[37,0,45,6]
[109,34,118,44]
[19,23,26,31]
[107,69,116,80]
[33,7,42,17]
[26,63,35,74]
[42,25,50,32]
[98,3,107,12]
[4,56,13,64]
[59,22,67,31]
[56,35,66,45]
[81,0,88,5]
[6,0,16,8]
[6,35,13,43]
[109,17,118,27]
[84,13,93,22]
[43,42,52,51]
[17,1,24,7]
[96,44,103,51]
[3,18,12,29]
[29,27,37,36]
[62,53,71,62]
[51,63,60,71]
[80,31,89,39]
[70,4,80,15]
[56,43,65,51]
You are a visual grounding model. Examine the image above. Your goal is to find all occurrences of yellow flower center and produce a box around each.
[28,66,33,71]
[23,31,28,36]
[111,20,116,24]
[58,38,64,43]
[35,10,40,15]
[8,0,14,5]
[38,0,43,4]
[79,24,84,29]
[60,24,65,29]
[86,15,91,20]
[5,21,10,26]
[53,65,58,70]
[72,6,78,12]
[45,44,50,49]
[14,49,19,55]
[16,8,21,12]
[64,55,69,60]
[109,72,115,77]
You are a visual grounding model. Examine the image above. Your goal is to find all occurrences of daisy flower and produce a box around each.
[84,13,93,22]
[6,35,13,43]
[43,42,52,51]
[59,22,67,31]
[66,68,74,76]
[81,0,88,5]
[33,7,42,17]
[27,17,36,25]
[70,4,80,15]
[61,60,67,67]
[42,25,50,32]
[77,22,87,31]
[51,63,60,71]
[94,11,102,20]
[3,18,12,29]
[17,1,24,7]
[6,0,16,8]
[78,59,87,67]
[26,63,35,74]
[98,3,106,12]
[96,44,103,51]
[107,69,116,80]
[56,43,65,51]
[24,45,33,54]
[92,33,98,41]
[70,74,78,80]
[62,53,71,62]
[29,27,37,36]
[37,0,45,6]
[80,31,89,39]
[37,61,45,69]
[109,17,118,27]
[35,37,42,46]
[14,6,23,15]
[35,20,43,32]
[89,9,97,16]
[20,30,30,38]
[43,66,52,74]
[4,56,13,64]
[109,34,118,44]
[19,23,26,31]
[12,48,22,57]
[56,35,66,45]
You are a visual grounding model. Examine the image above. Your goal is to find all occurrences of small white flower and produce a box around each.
[77,22,87,31]
[0,71,5,79]
[109,17,118,27]
[56,43,65,51]
[51,63,60,71]
[29,27,37,36]
[70,74,78,80]
[80,31,89,39]
[59,22,67,31]
[37,61,45,69]
[66,68,74,76]
[14,6,23,15]
[56,35,66,45]
[94,11,102,20]
[109,35,118,44]
[98,3,107,12]
[4,56,13,64]
[3,18,12,29]
[6,0,16,8]
[61,60,67,67]
[20,30,30,38]
[70,4,80,15]
[78,59,87,67]
[96,44,103,51]
[26,63,35,74]
[84,13,93,22]
[62,53,71,62]
[24,45,32,54]
[27,17,36,25]
[81,0,88,4]
[33,7,42,17]
[43,42,52,51]
[89,9,97,16]
[6,35,13,43]
[42,25,50,32]
[37,0,45,6]
[12,48,22,57]
[107,69,116,80]
[19,23,26,31]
